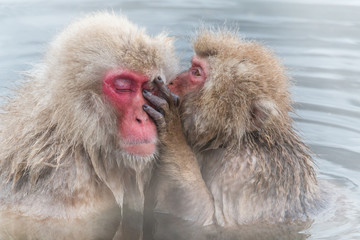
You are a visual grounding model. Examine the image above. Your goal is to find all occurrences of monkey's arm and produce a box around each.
[143,77,215,225]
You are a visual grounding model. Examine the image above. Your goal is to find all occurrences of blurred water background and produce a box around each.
[0,0,359,239]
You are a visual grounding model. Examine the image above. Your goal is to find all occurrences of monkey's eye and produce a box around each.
[114,78,132,92]
[191,68,202,77]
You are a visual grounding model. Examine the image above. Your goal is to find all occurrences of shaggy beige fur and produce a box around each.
[188,30,322,225]
[0,12,178,239]
[149,29,323,228]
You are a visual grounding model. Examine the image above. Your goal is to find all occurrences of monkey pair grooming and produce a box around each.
[144,30,324,227]
[0,11,323,240]
[0,13,178,239]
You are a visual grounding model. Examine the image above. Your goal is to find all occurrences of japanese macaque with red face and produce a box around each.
[0,13,178,240]
[144,29,324,229]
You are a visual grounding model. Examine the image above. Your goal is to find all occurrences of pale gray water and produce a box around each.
[0,0,359,239]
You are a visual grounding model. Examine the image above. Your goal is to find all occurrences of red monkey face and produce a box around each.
[103,68,157,157]
[169,55,208,96]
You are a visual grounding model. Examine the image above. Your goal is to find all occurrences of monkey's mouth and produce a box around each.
[123,138,156,145]
[122,139,157,156]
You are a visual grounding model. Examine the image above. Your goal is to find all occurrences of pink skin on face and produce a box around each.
[169,55,208,96]
[103,68,157,156]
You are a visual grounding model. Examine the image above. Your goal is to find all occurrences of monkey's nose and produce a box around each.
[135,113,149,124]
[136,117,148,124]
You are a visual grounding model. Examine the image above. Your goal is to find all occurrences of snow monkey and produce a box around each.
[144,29,324,228]
[0,13,178,239]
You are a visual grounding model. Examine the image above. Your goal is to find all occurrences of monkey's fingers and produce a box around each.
[153,77,178,106]
[143,89,169,115]
[171,92,180,107]
[143,104,166,131]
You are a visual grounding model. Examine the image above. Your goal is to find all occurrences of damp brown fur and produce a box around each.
[0,12,178,239]
[146,29,323,228]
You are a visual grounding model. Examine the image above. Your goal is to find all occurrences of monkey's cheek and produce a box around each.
[123,143,157,157]
[168,82,180,96]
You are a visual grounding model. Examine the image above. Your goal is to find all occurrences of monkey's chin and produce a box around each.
[123,143,157,157]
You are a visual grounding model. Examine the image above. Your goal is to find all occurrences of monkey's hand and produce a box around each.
[143,77,215,226]
[142,76,183,145]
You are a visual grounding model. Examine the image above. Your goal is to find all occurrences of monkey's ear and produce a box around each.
[249,99,278,131]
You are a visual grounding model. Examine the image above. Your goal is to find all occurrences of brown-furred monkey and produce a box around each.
[0,13,178,240]
[144,29,325,230]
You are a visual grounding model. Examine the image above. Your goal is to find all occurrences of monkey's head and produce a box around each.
[169,29,292,150]
[40,13,178,160]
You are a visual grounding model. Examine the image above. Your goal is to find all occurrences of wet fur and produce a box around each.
[184,30,323,224]
[0,12,178,239]
[150,29,324,228]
